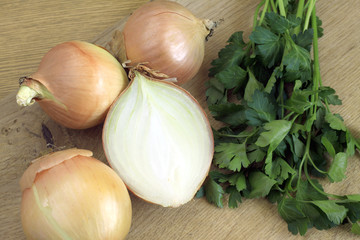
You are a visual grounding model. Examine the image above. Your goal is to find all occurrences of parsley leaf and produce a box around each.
[250,26,283,67]
[351,222,360,235]
[209,103,246,126]
[248,171,277,198]
[215,65,247,89]
[255,120,292,148]
[209,32,246,76]
[204,171,225,208]
[312,200,348,225]
[325,112,347,131]
[245,90,277,126]
[244,68,264,101]
[328,152,347,182]
[203,0,360,236]
[283,42,311,72]
[265,12,300,34]
[226,186,243,208]
[214,142,250,171]
[278,198,308,236]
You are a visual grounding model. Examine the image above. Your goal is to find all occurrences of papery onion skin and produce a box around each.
[123,1,213,85]
[20,148,132,240]
[17,41,128,129]
[103,68,214,207]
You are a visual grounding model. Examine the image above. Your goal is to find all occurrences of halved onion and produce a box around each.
[103,66,214,207]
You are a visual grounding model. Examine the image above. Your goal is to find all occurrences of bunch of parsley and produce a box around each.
[201,0,360,236]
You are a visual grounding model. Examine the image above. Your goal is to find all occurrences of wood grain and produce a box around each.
[1,0,360,239]
[0,0,148,100]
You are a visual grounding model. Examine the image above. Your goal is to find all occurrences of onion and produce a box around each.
[102,66,214,207]
[20,148,132,240]
[16,41,128,129]
[121,1,215,85]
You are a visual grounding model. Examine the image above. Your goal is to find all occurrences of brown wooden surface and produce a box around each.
[1,0,360,239]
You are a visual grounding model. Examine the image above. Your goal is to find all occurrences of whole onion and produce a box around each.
[20,148,132,240]
[121,1,215,85]
[16,41,128,129]
[103,66,214,207]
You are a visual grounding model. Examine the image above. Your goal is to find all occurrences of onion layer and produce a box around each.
[103,66,214,207]
[20,148,132,240]
[122,1,214,85]
[16,41,128,129]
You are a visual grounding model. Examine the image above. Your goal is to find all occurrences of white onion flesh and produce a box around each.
[103,71,213,207]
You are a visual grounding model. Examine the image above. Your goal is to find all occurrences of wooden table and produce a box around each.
[1,0,360,239]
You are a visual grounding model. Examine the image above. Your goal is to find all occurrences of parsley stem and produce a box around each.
[304,156,345,200]
[293,0,305,35]
[303,0,317,31]
[311,4,320,117]
[296,132,311,191]
[306,152,327,174]
[277,0,286,17]
[253,0,266,29]
[279,79,285,118]
[269,0,277,13]
[259,0,270,26]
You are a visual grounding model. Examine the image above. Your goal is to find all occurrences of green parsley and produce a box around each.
[201,0,360,236]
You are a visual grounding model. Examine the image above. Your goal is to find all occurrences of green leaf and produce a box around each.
[228,173,247,192]
[214,142,250,171]
[292,134,305,158]
[195,186,205,198]
[283,42,311,72]
[265,12,300,34]
[226,186,242,208]
[256,120,292,176]
[284,80,314,114]
[351,222,360,235]
[321,135,336,158]
[205,78,226,105]
[347,194,360,202]
[269,158,296,182]
[227,31,247,47]
[215,65,247,89]
[248,171,277,198]
[208,103,246,126]
[245,90,277,126]
[328,152,348,183]
[209,32,246,76]
[296,179,328,201]
[343,201,360,223]
[318,86,342,105]
[255,120,292,148]
[315,106,326,130]
[278,198,309,236]
[250,26,279,44]
[300,202,335,231]
[250,26,283,67]
[312,200,348,225]
[264,68,278,93]
[293,28,313,51]
[325,113,347,132]
[247,147,266,163]
[244,68,264,102]
[346,130,357,156]
[204,172,225,208]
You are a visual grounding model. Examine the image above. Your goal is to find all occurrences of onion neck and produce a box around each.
[202,19,216,41]
[16,85,40,106]
[16,77,67,110]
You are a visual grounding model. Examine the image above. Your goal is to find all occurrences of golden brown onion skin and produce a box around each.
[123,1,210,85]
[31,41,128,129]
[20,148,132,240]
